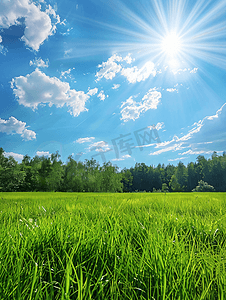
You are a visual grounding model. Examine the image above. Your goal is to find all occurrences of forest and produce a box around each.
[0,147,226,192]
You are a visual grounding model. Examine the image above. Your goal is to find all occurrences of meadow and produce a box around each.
[0,192,225,299]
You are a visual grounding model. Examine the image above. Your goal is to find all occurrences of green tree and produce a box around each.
[0,149,26,191]
[187,162,197,191]
[162,183,169,193]
[47,152,64,191]
[121,169,133,192]
[100,162,123,192]
[165,164,176,190]
[63,156,84,192]
[192,180,215,192]
[174,161,188,191]
[169,174,183,192]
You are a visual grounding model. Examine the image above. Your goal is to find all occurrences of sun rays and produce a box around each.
[67,0,226,71]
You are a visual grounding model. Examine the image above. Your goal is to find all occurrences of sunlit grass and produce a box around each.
[0,192,225,299]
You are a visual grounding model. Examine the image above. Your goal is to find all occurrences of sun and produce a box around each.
[162,32,182,57]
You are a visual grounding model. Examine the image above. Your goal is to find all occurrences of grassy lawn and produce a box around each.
[0,192,226,299]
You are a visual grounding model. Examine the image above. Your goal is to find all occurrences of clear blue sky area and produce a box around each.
[0,0,225,168]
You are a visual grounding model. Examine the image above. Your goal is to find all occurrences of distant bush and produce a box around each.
[192,180,215,192]
[153,188,162,193]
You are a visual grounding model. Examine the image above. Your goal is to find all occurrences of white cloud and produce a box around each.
[149,143,184,156]
[172,68,188,75]
[142,89,161,110]
[196,141,213,145]
[112,84,120,90]
[179,149,213,156]
[96,54,156,84]
[36,151,50,156]
[0,44,7,55]
[111,154,131,161]
[154,136,179,148]
[190,68,198,73]
[155,122,165,130]
[0,0,60,51]
[60,68,75,79]
[88,141,111,152]
[206,103,225,120]
[166,88,178,93]
[120,89,162,122]
[87,88,98,96]
[4,152,24,162]
[148,103,226,157]
[61,27,73,36]
[45,4,60,24]
[0,45,7,55]
[178,104,226,143]
[120,96,141,122]
[123,54,134,64]
[76,137,95,144]
[30,57,49,68]
[95,53,137,82]
[171,67,198,75]
[168,157,188,162]
[97,90,108,101]
[95,54,123,81]
[121,61,156,84]
[64,49,72,57]
[0,116,36,140]
[0,35,7,55]
[11,69,90,117]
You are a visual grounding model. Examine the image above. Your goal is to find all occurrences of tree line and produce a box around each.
[0,147,225,192]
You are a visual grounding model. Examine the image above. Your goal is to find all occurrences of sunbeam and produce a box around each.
[65,0,226,71]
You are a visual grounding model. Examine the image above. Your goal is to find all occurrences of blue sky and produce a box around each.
[0,0,226,168]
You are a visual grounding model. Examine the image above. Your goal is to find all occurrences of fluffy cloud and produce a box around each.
[87,88,98,96]
[97,90,108,101]
[76,137,95,144]
[120,89,162,122]
[0,0,60,51]
[0,116,36,140]
[11,69,91,117]
[96,54,156,84]
[60,68,75,79]
[0,35,7,55]
[155,122,165,130]
[123,54,134,64]
[95,54,123,81]
[121,61,156,84]
[166,88,178,93]
[36,151,50,156]
[30,57,49,68]
[111,154,131,161]
[112,84,120,90]
[88,141,111,152]
[4,152,24,162]
[171,67,198,75]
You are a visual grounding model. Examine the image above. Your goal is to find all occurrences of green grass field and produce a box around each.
[0,192,225,299]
